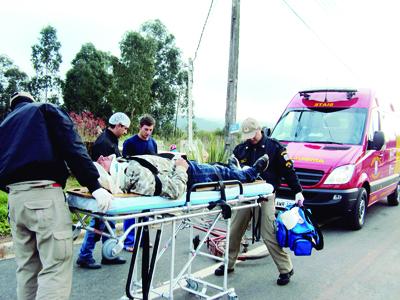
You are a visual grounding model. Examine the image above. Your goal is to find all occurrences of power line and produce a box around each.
[193,0,215,62]
[281,0,358,79]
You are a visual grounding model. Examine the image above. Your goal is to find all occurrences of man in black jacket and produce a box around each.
[0,92,113,300]
[77,112,131,269]
[214,117,304,286]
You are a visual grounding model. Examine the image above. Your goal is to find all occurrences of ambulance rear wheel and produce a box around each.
[387,182,400,206]
[347,188,367,230]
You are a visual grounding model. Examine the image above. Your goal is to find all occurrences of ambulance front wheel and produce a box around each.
[387,182,400,206]
[347,187,367,230]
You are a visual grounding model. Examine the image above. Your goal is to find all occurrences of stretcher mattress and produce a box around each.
[67,181,273,215]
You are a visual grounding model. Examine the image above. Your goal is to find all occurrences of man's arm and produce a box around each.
[275,143,304,206]
[158,158,188,199]
[152,138,158,154]
[43,104,100,192]
[122,139,132,157]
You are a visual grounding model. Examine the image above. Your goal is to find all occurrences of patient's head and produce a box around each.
[97,155,114,173]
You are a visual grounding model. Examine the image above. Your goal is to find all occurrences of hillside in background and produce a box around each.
[176,116,224,131]
[176,116,274,132]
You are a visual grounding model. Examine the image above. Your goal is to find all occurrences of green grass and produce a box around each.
[0,191,10,236]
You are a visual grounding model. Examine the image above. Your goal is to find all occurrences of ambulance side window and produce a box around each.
[380,111,396,141]
[368,109,380,141]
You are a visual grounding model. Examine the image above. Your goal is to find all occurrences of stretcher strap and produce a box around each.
[207,200,232,219]
[125,217,162,300]
[125,223,142,299]
[252,206,261,243]
[127,156,162,196]
[207,169,232,219]
[141,226,162,300]
[146,229,162,293]
[141,226,150,300]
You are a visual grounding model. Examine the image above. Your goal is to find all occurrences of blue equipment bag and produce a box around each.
[276,205,323,256]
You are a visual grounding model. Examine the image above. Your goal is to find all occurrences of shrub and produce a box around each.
[205,136,229,163]
[69,111,106,142]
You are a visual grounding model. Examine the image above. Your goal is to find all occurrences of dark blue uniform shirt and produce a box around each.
[233,134,302,194]
[0,102,100,192]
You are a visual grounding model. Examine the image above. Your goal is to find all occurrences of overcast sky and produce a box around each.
[1,0,400,126]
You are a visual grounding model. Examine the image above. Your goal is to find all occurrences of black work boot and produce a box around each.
[214,264,234,276]
[227,155,241,170]
[277,269,294,286]
[253,154,269,173]
[76,258,101,269]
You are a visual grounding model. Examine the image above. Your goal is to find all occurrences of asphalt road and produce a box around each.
[1,200,400,300]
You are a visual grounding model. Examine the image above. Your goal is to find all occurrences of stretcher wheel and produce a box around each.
[228,292,238,300]
[186,279,199,291]
[102,238,119,260]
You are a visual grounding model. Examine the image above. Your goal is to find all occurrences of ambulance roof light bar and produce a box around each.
[299,89,358,101]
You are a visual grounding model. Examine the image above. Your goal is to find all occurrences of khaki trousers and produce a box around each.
[8,181,73,300]
[228,194,293,273]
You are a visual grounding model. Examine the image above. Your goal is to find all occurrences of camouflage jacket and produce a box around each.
[120,155,188,199]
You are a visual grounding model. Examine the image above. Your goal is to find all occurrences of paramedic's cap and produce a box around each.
[241,117,261,140]
[10,91,35,109]
[109,112,131,128]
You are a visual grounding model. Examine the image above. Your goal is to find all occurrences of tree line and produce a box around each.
[0,20,189,137]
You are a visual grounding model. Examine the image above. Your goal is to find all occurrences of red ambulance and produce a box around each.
[270,88,400,229]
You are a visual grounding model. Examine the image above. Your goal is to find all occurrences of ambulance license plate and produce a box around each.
[275,197,295,209]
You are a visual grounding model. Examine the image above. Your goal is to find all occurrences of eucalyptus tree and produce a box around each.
[30,25,63,104]
[140,19,188,137]
[63,43,113,118]
[0,55,29,119]
[108,31,156,124]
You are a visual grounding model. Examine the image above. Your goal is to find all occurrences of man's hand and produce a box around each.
[92,188,114,212]
[175,158,189,171]
[295,192,305,207]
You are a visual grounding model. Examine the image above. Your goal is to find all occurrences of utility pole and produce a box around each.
[224,0,240,154]
[187,58,194,146]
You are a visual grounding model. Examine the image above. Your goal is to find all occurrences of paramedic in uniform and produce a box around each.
[0,92,113,300]
[77,112,131,269]
[214,117,305,286]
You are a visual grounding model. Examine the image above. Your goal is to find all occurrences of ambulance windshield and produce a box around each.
[271,107,368,144]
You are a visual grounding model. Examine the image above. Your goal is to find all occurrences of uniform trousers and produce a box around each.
[7,181,73,300]
[227,194,293,273]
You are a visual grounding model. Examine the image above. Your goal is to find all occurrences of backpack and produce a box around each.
[276,205,324,256]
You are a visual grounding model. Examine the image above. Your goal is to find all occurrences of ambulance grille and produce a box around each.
[282,168,324,187]
[295,168,324,186]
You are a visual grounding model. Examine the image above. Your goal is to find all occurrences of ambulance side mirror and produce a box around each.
[262,127,271,137]
[370,131,385,150]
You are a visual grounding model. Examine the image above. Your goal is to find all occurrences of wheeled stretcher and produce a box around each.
[67,180,274,300]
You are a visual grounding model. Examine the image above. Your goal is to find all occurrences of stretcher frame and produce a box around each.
[68,180,273,300]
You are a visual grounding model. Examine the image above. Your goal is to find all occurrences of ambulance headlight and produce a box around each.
[324,165,355,184]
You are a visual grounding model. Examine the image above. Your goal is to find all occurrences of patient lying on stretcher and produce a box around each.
[94,153,269,200]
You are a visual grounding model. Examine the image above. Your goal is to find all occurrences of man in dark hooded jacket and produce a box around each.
[0,92,113,300]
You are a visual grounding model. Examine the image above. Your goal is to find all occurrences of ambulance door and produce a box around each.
[366,109,387,204]
[380,110,399,194]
